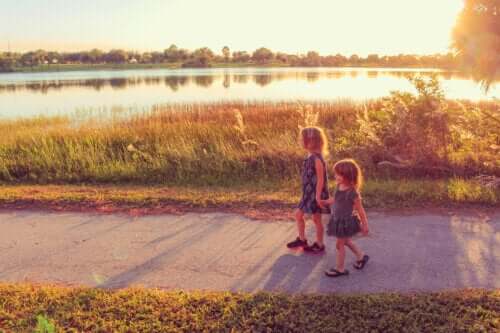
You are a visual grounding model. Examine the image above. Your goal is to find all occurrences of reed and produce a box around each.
[0,94,498,186]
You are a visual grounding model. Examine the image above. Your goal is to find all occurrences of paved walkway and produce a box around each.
[0,210,498,293]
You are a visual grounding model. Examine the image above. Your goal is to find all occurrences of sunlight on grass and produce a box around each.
[0,78,498,211]
[0,178,498,215]
[0,98,498,185]
[0,284,498,332]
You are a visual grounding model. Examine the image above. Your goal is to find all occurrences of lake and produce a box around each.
[0,67,498,119]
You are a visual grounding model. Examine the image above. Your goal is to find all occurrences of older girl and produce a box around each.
[287,126,330,253]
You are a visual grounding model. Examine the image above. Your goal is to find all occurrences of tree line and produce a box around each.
[1,1,497,77]
[0,45,460,72]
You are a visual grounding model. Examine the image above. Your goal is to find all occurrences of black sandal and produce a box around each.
[325,268,349,277]
[354,255,370,270]
[304,242,325,253]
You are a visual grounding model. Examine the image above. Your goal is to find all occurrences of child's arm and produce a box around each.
[320,197,334,206]
[314,158,325,207]
[354,197,369,235]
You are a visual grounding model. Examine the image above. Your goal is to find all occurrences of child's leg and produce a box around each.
[312,213,324,246]
[295,209,306,241]
[336,238,347,271]
[345,238,364,261]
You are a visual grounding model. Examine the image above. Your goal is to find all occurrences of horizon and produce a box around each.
[1,0,463,56]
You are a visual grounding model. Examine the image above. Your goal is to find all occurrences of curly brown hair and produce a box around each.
[334,159,363,191]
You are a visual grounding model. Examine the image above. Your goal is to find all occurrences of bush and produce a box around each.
[355,76,499,177]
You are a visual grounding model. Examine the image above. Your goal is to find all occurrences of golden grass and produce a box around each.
[0,99,498,186]
[0,283,498,332]
[0,179,497,221]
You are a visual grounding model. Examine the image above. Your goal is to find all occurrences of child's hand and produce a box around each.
[319,197,334,207]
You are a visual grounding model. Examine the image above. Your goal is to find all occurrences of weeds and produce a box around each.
[0,79,498,187]
[0,284,498,332]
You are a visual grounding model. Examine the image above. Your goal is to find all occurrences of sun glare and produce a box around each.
[2,0,464,55]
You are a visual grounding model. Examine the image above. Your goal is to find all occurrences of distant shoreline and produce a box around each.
[1,62,454,74]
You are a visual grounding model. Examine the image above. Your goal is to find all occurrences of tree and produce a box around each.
[0,53,16,72]
[366,54,380,64]
[20,51,37,67]
[177,48,190,61]
[148,52,162,63]
[222,46,230,62]
[88,49,103,64]
[64,52,82,63]
[192,47,214,61]
[302,51,322,66]
[452,0,499,87]
[35,50,48,65]
[105,49,128,63]
[141,52,153,64]
[182,47,214,67]
[349,54,360,65]
[47,51,61,64]
[252,47,274,63]
[275,52,289,64]
[164,44,181,62]
[232,51,250,63]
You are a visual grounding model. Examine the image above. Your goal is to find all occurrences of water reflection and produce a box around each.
[0,67,497,119]
[0,69,484,94]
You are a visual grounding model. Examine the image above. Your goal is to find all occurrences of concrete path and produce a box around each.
[0,210,498,294]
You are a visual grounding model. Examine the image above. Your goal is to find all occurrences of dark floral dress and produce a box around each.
[327,188,361,238]
[298,153,330,214]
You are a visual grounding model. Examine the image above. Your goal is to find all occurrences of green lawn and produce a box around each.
[0,284,497,332]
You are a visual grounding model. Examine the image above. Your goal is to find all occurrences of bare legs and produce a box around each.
[336,238,364,272]
[345,238,364,261]
[294,210,324,246]
[312,213,324,247]
[295,209,306,241]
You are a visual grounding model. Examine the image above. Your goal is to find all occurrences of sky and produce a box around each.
[0,0,464,56]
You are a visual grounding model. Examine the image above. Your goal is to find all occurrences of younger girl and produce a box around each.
[287,126,330,253]
[321,159,369,277]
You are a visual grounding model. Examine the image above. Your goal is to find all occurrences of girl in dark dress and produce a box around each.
[320,159,370,277]
[287,126,330,253]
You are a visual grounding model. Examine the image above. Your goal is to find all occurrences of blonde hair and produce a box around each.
[300,126,329,157]
[334,159,363,191]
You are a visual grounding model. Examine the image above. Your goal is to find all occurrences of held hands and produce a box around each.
[318,197,334,208]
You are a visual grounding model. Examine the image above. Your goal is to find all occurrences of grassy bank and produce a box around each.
[3,62,446,74]
[5,61,290,73]
[0,284,498,332]
[0,179,498,219]
[1,78,498,208]
[5,62,183,72]
[1,101,498,182]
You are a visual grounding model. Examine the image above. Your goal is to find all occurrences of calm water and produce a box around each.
[0,67,498,119]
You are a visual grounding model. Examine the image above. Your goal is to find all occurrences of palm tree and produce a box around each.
[222,46,230,62]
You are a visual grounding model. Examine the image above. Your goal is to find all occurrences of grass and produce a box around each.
[1,100,498,184]
[7,61,289,73]
[7,62,184,72]
[1,79,498,209]
[0,178,497,220]
[0,284,498,332]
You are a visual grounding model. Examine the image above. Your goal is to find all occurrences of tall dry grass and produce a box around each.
[0,81,498,186]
